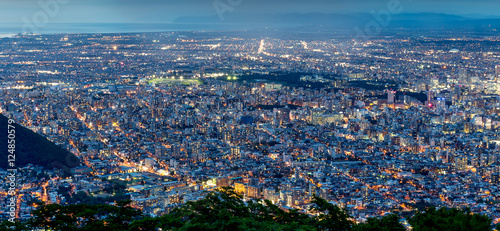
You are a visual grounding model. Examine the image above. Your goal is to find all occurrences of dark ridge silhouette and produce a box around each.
[0,114,79,172]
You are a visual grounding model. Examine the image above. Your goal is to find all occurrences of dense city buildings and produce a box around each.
[1,29,500,226]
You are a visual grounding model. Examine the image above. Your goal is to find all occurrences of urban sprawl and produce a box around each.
[1,30,500,225]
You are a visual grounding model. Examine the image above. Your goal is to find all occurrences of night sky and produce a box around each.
[0,0,499,24]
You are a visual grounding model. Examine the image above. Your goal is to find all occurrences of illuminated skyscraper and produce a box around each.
[464,122,472,133]
[456,155,467,171]
[436,97,446,113]
[453,85,461,102]
[459,69,467,84]
[427,90,434,107]
[430,77,439,88]
[231,146,241,159]
[496,65,500,80]
[387,90,396,104]
[496,65,500,94]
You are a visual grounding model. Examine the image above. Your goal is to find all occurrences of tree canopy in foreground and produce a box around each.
[0,187,495,231]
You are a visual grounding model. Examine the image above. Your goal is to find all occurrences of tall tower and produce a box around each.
[454,85,461,102]
[459,69,467,84]
[496,65,500,80]
[427,90,434,107]
[496,65,500,94]
[387,90,396,104]
[436,97,446,113]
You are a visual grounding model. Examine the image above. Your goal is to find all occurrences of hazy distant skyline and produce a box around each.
[1,0,500,24]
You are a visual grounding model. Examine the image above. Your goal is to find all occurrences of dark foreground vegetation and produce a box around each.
[0,188,496,231]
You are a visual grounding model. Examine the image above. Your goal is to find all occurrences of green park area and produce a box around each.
[148,78,203,86]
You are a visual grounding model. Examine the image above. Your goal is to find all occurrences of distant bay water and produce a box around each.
[0,23,298,36]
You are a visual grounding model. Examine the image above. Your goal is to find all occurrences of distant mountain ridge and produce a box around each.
[0,114,79,172]
[174,12,500,30]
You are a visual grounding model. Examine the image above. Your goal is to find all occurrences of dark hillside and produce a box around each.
[0,114,79,171]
